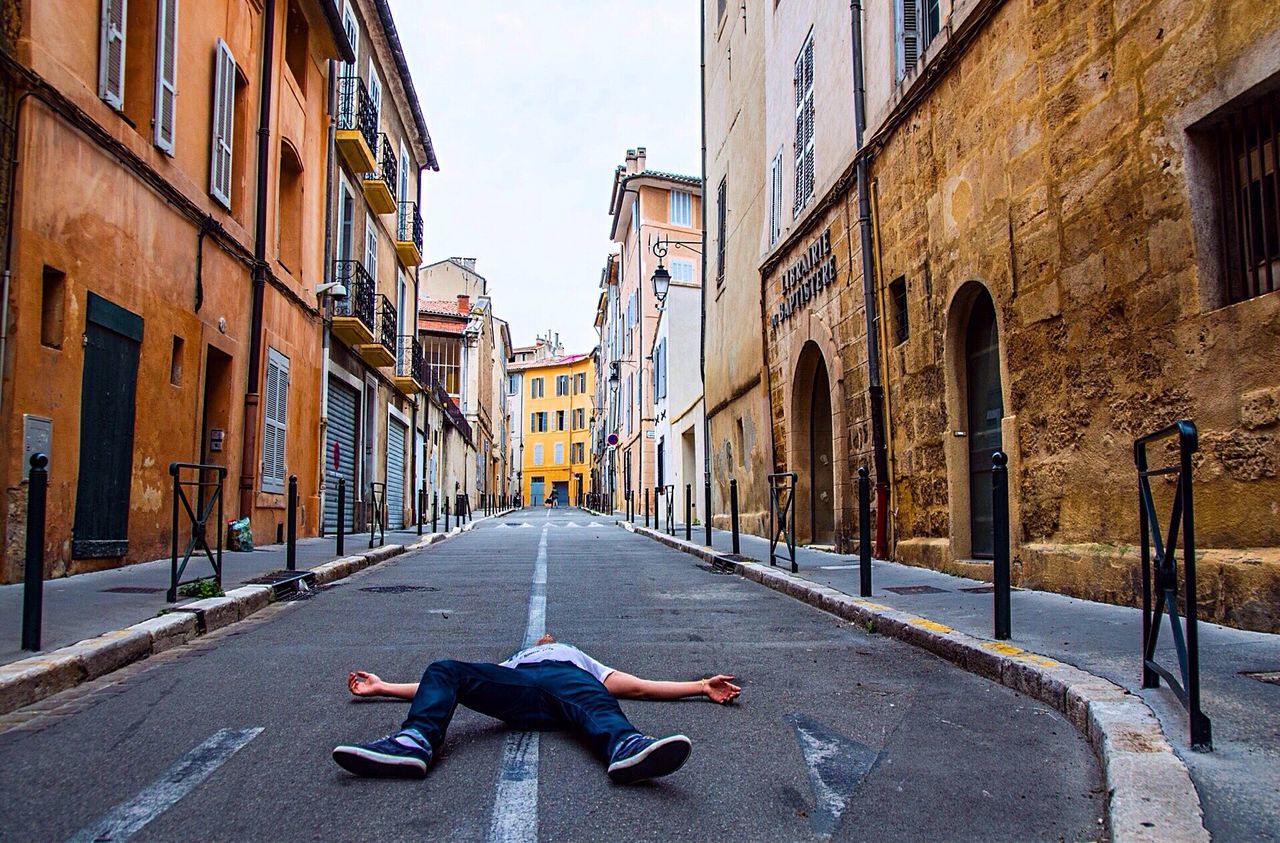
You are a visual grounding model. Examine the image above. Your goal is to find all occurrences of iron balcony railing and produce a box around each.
[369,134,398,202]
[333,260,375,334]
[442,395,472,444]
[396,335,425,386]
[375,294,397,358]
[337,75,378,153]
[397,200,423,251]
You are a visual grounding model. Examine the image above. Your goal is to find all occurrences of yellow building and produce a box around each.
[513,352,594,506]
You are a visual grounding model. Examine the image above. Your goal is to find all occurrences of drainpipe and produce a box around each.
[240,0,278,519]
[0,90,34,422]
[317,58,338,533]
[851,0,890,555]
[698,0,711,526]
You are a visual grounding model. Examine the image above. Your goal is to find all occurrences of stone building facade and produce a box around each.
[709,0,1280,630]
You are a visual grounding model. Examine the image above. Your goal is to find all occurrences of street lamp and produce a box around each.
[649,235,702,310]
[651,261,671,307]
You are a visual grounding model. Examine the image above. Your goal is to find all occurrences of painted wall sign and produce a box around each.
[771,227,838,331]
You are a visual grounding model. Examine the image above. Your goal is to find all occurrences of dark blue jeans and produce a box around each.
[401,660,641,763]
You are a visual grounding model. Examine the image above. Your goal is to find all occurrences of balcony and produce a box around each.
[396,201,423,266]
[392,334,424,393]
[356,294,397,368]
[362,134,398,215]
[336,76,378,173]
[330,260,376,348]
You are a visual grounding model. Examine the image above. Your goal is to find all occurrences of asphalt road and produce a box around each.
[0,508,1104,841]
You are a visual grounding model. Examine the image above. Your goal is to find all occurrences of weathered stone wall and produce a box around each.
[869,0,1280,629]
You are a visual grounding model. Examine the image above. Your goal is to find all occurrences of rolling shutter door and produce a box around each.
[386,417,407,529]
[324,379,359,533]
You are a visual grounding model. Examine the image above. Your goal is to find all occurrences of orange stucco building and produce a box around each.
[0,0,353,581]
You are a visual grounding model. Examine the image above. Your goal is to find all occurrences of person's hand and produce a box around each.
[703,674,740,704]
[348,670,384,697]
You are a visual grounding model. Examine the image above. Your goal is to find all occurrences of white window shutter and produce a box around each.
[342,1,359,75]
[898,0,919,79]
[99,0,127,109]
[262,349,289,492]
[210,39,235,207]
[153,0,179,154]
[368,65,382,131]
[365,223,378,280]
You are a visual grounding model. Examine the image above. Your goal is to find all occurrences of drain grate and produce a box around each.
[885,585,950,595]
[101,586,166,594]
[1241,671,1280,686]
[359,585,440,594]
[278,583,342,602]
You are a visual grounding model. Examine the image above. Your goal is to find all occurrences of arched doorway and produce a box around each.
[792,342,836,545]
[964,291,1003,558]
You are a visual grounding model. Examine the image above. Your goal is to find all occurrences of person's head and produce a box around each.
[536,633,556,645]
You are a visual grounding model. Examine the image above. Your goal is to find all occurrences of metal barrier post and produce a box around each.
[22,454,48,652]
[685,483,692,541]
[337,477,346,556]
[645,488,650,528]
[286,475,298,571]
[418,486,425,536]
[730,479,740,555]
[992,452,1011,640]
[445,495,452,530]
[858,467,872,597]
[704,479,712,547]
[432,491,438,533]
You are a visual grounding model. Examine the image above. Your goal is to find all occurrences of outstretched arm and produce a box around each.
[603,671,740,704]
[348,671,419,700]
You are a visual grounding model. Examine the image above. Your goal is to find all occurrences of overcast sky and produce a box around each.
[389,1,702,353]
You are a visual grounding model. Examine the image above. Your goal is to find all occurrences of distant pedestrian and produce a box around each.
[333,634,739,784]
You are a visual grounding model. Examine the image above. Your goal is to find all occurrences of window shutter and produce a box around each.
[342,1,359,75]
[897,0,920,79]
[154,0,179,154]
[210,39,235,207]
[365,223,378,280]
[368,65,382,130]
[99,0,127,109]
[262,349,289,493]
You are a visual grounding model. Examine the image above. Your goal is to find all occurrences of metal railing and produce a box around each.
[396,334,424,386]
[374,294,397,359]
[333,260,376,334]
[768,472,797,573]
[168,462,226,603]
[1136,419,1212,751]
[368,481,386,548]
[367,133,398,201]
[397,200,423,252]
[337,75,378,153]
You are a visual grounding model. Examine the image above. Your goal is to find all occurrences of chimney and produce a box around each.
[625,148,638,175]
[635,147,647,172]
[456,294,470,314]
[451,256,477,272]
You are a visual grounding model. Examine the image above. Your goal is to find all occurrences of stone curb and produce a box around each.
[623,522,1208,843]
[0,518,494,718]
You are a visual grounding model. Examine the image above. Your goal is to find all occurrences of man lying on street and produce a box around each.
[333,633,741,784]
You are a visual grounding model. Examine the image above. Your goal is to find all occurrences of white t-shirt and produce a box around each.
[499,643,615,684]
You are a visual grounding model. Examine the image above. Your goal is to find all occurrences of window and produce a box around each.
[716,177,727,284]
[556,410,566,431]
[261,348,289,493]
[532,444,543,465]
[575,372,586,393]
[368,63,382,131]
[508,374,519,394]
[670,190,692,226]
[1215,89,1280,304]
[553,442,564,465]
[896,0,940,81]
[364,220,378,281]
[556,374,569,396]
[531,377,544,398]
[277,141,304,271]
[769,149,783,246]
[890,276,909,344]
[170,335,184,385]
[671,259,695,283]
[657,338,667,399]
[574,408,585,429]
[626,374,633,433]
[423,334,460,393]
[210,38,236,207]
[284,0,309,95]
[530,411,548,432]
[98,0,127,109]
[40,266,65,349]
[793,34,815,216]
[153,0,179,153]
[572,442,584,464]
[341,1,359,76]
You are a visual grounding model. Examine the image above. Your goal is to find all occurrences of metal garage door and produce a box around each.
[324,379,359,533]
[387,417,407,529]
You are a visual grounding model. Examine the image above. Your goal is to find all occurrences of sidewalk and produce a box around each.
[1,523,456,668]
[624,512,1278,842]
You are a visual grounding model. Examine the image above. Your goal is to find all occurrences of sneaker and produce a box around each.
[332,729,432,778]
[606,733,692,784]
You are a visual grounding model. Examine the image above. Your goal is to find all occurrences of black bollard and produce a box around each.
[445,495,452,531]
[286,475,298,571]
[685,483,692,541]
[645,489,650,528]
[704,479,712,547]
[730,479,740,555]
[336,477,346,556]
[418,487,425,535]
[432,491,438,533]
[22,453,48,652]
[993,452,1011,640]
[858,467,872,597]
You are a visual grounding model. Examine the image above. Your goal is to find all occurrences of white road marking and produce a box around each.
[486,524,549,843]
[786,713,879,838]
[68,727,263,843]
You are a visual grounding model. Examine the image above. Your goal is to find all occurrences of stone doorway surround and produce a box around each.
[781,327,848,547]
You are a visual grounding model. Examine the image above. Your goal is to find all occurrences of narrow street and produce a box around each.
[0,509,1102,842]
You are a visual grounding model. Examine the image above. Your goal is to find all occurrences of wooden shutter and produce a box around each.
[897,0,920,80]
[365,222,378,281]
[368,64,382,130]
[262,348,289,493]
[210,39,235,207]
[99,0,127,109]
[153,0,179,154]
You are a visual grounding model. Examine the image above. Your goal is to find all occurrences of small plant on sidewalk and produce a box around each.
[178,578,224,599]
